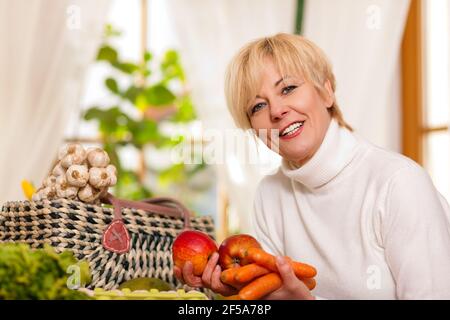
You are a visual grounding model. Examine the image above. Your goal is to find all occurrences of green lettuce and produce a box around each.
[0,243,92,300]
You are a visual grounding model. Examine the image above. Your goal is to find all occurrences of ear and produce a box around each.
[323,79,335,108]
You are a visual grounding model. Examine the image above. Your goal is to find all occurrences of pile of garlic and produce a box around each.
[32,143,117,204]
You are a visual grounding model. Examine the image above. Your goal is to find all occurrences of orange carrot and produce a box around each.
[300,277,316,290]
[220,267,241,286]
[245,247,317,278]
[238,273,282,300]
[234,263,270,283]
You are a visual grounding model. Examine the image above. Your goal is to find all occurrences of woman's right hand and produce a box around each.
[173,252,240,297]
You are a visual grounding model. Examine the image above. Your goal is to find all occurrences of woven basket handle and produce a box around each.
[101,192,191,229]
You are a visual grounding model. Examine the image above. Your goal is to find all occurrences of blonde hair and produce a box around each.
[224,33,352,131]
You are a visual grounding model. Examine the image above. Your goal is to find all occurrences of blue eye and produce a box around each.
[251,102,266,114]
[282,85,297,95]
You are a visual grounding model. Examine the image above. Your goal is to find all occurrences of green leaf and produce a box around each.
[97,45,118,63]
[129,119,159,147]
[144,51,152,62]
[158,163,185,187]
[171,95,196,122]
[112,61,139,74]
[84,106,130,135]
[161,49,185,82]
[163,50,179,65]
[156,134,184,149]
[104,24,122,38]
[122,85,142,104]
[145,84,176,106]
[105,77,119,94]
[84,106,103,121]
[135,93,148,111]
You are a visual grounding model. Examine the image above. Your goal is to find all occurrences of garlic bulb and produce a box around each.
[78,184,102,203]
[52,162,66,177]
[66,164,89,187]
[89,167,112,188]
[56,174,67,185]
[41,185,57,200]
[36,144,118,204]
[86,148,110,168]
[55,182,78,199]
[105,165,117,186]
[59,143,86,168]
[43,175,57,188]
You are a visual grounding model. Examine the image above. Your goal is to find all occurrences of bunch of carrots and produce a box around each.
[220,247,317,300]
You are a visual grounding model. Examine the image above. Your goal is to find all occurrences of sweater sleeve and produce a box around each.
[383,164,450,299]
[251,181,283,256]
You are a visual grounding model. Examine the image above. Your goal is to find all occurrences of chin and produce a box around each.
[281,147,310,164]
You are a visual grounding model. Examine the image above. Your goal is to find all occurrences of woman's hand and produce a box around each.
[173,252,240,297]
[262,256,316,300]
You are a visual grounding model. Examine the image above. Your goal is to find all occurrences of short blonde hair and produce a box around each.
[224,33,352,131]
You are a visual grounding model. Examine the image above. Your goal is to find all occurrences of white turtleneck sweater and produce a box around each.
[252,119,450,299]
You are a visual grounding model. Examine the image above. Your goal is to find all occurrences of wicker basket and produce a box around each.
[0,193,215,292]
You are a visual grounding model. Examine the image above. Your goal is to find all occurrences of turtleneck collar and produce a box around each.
[280,119,360,190]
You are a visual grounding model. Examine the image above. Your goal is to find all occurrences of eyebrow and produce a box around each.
[255,76,289,99]
[274,77,285,87]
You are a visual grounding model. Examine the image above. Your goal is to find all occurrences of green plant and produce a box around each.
[83,25,208,201]
[0,243,91,300]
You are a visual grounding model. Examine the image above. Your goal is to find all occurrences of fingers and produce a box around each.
[200,252,237,296]
[275,256,301,292]
[182,261,203,288]
[174,266,183,282]
[201,252,219,286]
[275,256,313,299]
[176,253,239,297]
[211,265,239,296]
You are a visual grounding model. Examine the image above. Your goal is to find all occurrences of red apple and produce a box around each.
[218,234,262,269]
[172,230,218,276]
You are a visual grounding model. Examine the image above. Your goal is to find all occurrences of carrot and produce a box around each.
[220,267,241,287]
[220,264,268,286]
[245,247,317,278]
[234,263,270,283]
[238,273,282,300]
[301,277,316,290]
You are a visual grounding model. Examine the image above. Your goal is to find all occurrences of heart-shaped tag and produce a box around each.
[102,219,130,254]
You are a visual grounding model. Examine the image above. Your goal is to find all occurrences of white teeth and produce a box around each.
[281,122,304,136]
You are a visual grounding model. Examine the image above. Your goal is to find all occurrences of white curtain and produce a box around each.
[166,0,296,236]
[303,0,411,151]
[0,0,110,204]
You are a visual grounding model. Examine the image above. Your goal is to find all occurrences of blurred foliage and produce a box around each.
[83,24,207,201]
[0,243,91,300]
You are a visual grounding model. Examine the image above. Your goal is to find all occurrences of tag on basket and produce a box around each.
[102,219,131,254]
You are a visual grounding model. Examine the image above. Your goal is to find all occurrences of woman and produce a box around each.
[174,33,450,299]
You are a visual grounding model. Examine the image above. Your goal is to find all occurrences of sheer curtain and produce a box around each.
[0,0,110,204]
[166,0,296,235]
[302,0,411,151]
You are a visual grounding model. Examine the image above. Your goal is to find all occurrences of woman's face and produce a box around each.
[248,58,334,166]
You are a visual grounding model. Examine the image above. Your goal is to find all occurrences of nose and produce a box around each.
[270,99,289,122]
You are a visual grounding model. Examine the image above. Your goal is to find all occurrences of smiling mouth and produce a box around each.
[280,121,304,137]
